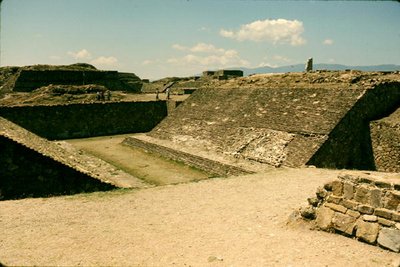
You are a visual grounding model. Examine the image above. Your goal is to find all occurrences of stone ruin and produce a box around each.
[300,173,400,252]
[129,79,399,173]
[202,69,243,80]
[0,63,143,94]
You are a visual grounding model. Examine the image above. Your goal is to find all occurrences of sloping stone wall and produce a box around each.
[0,135,115,200]
[301,174,400,252]
[0,101,167,140]
[149,83,399,169]
[308,82,400,170]
[123,136,253,177]
[370,108,400,172]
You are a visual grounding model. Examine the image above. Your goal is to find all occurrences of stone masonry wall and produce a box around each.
[0,135,115,200]
[0,101,167,140]
[12,69,143,92]
[370,107,400,173]
[308,82,400,170]
[123,136,253,177]
[301,174,400,252]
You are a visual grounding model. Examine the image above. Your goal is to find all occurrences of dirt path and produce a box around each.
[67,134,211,185]
[1,168,399,266]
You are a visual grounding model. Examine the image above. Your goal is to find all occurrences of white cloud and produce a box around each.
[142,59,153,65]
[172,44,188,51]
[220,18,306,46]
[90,56,118,67]
[168,43,249,68]
[67,49,91,60]
[323,39,334,45]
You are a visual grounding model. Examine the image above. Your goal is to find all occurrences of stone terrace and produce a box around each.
[147,79,399,170]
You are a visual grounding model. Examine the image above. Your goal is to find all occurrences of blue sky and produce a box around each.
[1,0,399,79]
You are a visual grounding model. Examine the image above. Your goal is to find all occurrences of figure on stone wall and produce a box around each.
[105,90,111,101]
[305,58,313,72]
[156,89,160,100]
[96,91,101,101]
[161,81,175,100]
[100,90,105,101]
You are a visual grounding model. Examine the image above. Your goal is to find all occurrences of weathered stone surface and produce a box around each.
[316,186,328,199]
[323,181,333,191]
[375,208,394,220]
[342,199,358,210]
[343,182,355,200]
[347,209,360,218]
[377,228,400,252]
[357,204,375,215]
[370,188,382,208]
[392,212,400,222]
[300,206,315,220]
[332,212,356,235]
[316,206,335,230]
[378,217,395,227]
[332,180,343,196]
[375,180,392,189]
[385,191,400,210]
[354,185,371,204]
[363,215,378,222]
[325,203,347,214]
[356,220,380,244]
[307,196,320,207]
[327,195,342,204]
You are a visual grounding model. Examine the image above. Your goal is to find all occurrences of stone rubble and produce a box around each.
[300,173,400,252]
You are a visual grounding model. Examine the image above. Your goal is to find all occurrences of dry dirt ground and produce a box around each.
[1,168,400,266]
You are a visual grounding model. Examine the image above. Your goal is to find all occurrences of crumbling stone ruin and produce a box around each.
[0,63,143,94]
[202,69,244,80]
[138,77,399,172]
[0,68,398,202]
[300,173,400,252]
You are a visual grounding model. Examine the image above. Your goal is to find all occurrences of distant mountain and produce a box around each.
[227,64,400,76]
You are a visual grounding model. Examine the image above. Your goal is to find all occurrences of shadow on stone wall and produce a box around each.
[0,101,168,140]
[0,136,115,200]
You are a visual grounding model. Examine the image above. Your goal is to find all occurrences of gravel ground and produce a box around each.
[1,168,399,266]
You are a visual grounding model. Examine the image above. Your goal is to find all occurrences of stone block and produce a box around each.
[327,195,342,204]
[332,180,343,196]
[316,186,328,200]
[354,185,370,204]
[347,209,360,218]
[316,206,335,231]
[377,228,400,252]
[325,203,347,214]
[392,212,400,222]
[357,204,375,215]
[370,188,382,208]
[375,208,394,220]
[356,220,380,244]
[358,176,375,184]
[323,181,333,191]
[342,199,358,210]
[363,215,378,222]
[375,181,392,189]
[332,212,357,235]
[378,217,395,227]
[307,197,320,207]
[385,191,400,210]
[343,182,355,200]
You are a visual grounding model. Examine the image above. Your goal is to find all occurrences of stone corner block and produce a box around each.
[377,228,400,252]
[316,206,335,231]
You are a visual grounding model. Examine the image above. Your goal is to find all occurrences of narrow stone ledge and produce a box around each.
[375,208,394,220]
[325,203,347,214]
